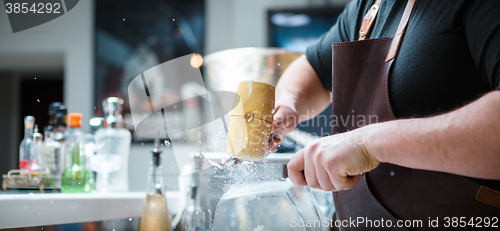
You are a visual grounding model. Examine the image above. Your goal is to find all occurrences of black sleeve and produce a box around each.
[305,0,361,92]
[458,0,500,90]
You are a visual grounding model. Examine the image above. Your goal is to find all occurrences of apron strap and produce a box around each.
[476,186,500,209]
[385,0,416,62]
[359,0,382,40]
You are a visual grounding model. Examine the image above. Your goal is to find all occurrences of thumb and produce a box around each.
[287,149,307,186]
[271,105,282,134]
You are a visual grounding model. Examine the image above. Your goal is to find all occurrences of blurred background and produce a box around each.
[0,0,349,191]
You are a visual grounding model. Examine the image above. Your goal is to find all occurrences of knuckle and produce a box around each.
[336,177,357,190]
[302,148,311,158]
[309,142,319,151]
[290,176,306,187]
[326,155,337,166]
[304,175,319,189]
[290,178,300,186]
[309,181,320,189]
[322,185,335,192]
[287,159,303,171]
[288,170,305,186]
[313,151,323,163]
[332,177,349,190]
[287,161,298,170]
[334,183,348,191]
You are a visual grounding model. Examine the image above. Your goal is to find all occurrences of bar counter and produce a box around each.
[0,191,180,229]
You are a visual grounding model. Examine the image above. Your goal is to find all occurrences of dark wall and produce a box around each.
[0,73,63,176]
[19,78,64,145]
[0,74,17,176]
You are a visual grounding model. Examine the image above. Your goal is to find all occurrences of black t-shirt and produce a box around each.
[306,0,500,189]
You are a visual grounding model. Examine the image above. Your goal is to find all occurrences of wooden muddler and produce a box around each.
[227,80,275,161]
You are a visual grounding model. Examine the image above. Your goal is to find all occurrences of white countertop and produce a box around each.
[0,191,180,229]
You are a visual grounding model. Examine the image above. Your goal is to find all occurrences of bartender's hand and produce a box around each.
[267,104,299,153]
[287,129,380,191]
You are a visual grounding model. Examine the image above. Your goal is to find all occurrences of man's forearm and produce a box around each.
[275,55,331,121]
[366,91,500,179]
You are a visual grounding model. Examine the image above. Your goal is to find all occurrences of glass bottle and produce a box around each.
[93,97,131,192]
[42,103,64,179]
[61,113,93,193]
[43,102,61,139]
[19,116,35,169]
[25,125,49,175]
[139,137,171,231]
[53,105,68,172]
[173,152,212,231]
[53,105,67,141]
[43,125,53,141]
[42,125,63,184]
[174,186,211,231]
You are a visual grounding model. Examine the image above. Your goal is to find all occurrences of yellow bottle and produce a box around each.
[140,194,171,231]
[139,137,171,231]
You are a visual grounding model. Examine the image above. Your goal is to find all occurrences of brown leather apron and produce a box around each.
[331,0,500,230]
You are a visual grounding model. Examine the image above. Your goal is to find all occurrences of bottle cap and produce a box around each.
[48,102,62,126]
[48,102,62,115]
[24,116,35,129]
[103,97,124,114]
[68,113,82,128]
[33,124,43,141]
[103,97,124,128]
[89,117,103,127]
[57,105,67,114]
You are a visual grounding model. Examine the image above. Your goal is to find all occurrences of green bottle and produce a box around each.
[61,113,93,193]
